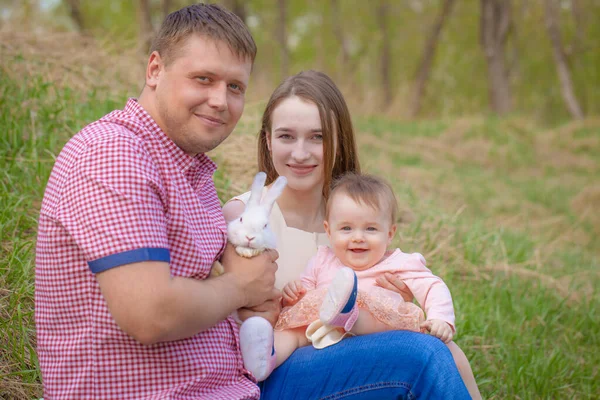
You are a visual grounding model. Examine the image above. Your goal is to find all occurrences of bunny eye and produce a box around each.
[239,217,243,222]
[264,224,267,229]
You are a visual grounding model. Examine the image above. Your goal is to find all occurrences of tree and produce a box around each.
[162,0,173,20]
[137,0,154,53]
[330,0,350,67]
[277,0,289,79]
[566,0,584,56]
[377,0,392,107]
[480,0,512,115]
[223,0,247,23]
[409,0,456,117]
[65,0,86,33]
[543,0,584,119]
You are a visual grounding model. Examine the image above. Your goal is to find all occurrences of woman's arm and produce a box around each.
[375,273,414,302]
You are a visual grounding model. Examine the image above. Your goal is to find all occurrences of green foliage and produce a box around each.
[3,0,599,121]
[0,60,128,399]
[1,10,600,397]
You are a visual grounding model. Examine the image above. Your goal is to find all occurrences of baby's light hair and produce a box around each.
[326,173,398,224]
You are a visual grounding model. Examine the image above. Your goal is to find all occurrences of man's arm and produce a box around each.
[96,245,279,345]
[223,198,283,326]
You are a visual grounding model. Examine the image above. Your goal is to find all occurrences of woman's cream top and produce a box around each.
[229,191,330,290]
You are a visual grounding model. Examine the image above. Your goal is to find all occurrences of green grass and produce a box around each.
[2,58,599,400]
[0,66,129,398]
[354,114,599,398]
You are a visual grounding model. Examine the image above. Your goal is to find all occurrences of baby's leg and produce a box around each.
[447,341,482,400]
[274,327,310,367]
[350,310,395,335]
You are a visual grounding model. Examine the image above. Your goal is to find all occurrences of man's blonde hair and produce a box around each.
[150,3,257,65]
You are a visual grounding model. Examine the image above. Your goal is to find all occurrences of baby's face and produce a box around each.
[324,193,396,271]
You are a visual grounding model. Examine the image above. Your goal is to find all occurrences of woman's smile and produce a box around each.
[287,164,317,176]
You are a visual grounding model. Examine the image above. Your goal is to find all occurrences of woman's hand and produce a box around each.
[282,280,307,307]
[237,297,282,327]
[421,319,454,343]
[375,273,414,302]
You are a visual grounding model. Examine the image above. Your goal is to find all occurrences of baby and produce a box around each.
[240,173,456,382]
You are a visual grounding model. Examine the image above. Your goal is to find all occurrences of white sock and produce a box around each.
[239,316,275,381]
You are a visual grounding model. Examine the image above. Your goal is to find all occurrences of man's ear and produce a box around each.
[145,51,164,89]
[388,223,397,245]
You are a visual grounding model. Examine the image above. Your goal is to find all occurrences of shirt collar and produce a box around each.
[124,98,217,176]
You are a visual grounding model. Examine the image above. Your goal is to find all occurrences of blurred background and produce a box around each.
[1,0,599,122]
[0,1,598,399]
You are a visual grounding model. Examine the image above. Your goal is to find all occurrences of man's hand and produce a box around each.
[421,319,454,343]
[281,280,306,307]
[375,272,414,302]
[237,298,282,327]
[220,243,280,308]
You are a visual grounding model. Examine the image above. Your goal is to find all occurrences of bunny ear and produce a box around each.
[262,175,287,212]
[247,172,267,208]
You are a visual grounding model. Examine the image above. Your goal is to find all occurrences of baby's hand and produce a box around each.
[421,319,453,343]
[282,280,307,307]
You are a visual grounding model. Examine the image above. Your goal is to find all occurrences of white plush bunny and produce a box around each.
[211,172,287,277]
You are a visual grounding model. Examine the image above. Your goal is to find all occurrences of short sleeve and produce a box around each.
[60,132,170,273]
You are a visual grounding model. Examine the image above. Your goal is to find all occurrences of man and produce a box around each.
[35,4,278,398]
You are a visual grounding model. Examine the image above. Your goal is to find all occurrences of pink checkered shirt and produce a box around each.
[35,99,259,399]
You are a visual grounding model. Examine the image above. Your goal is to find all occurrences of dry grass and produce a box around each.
[0,28,144,95]
[207,115,598,305]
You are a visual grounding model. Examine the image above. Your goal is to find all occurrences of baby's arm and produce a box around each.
[396,254,456,337]
[281,256,318,307]
[282,280,306,307]
[421,319,453,343]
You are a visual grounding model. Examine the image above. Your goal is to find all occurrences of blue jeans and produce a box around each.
[259,331,471,399]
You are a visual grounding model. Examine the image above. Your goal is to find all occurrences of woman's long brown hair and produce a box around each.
[257,70,360,198]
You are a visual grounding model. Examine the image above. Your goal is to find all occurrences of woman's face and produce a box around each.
[268,96,326,194]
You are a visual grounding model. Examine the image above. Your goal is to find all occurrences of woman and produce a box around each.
[223,70,479,399]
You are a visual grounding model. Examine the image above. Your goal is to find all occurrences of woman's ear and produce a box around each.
[266,130,272,152]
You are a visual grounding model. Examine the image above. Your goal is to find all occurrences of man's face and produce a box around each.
[148,35,252,155]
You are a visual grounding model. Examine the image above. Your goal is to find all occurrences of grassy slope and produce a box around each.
[1,53,599,400]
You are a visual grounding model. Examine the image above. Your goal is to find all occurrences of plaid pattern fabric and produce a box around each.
[35,99,259,399]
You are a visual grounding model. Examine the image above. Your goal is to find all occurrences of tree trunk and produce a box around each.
[566,0,584,56]
[137,0,154,53]
[330,0,350,66]
[277,0,289,79]
[543,0,584,119]
[65,0,86,33]
[162,0,172,20]
[377,0,392,107]
[313,0,326,71]
[409,0,456,117]
[480,0,512,115]
[223,0,247,23]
